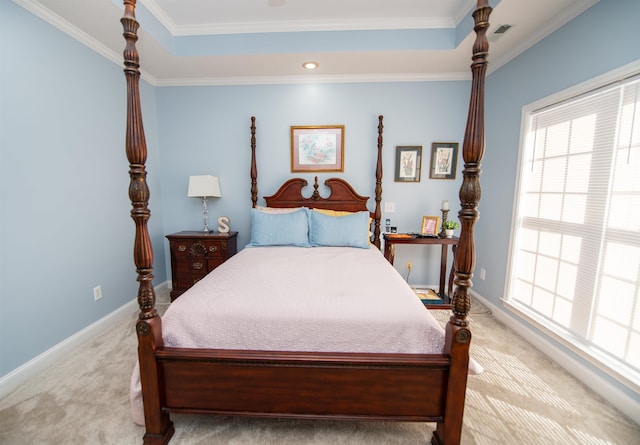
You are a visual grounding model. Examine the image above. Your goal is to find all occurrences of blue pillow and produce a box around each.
[247,207,310,247]
[309,209,370,249]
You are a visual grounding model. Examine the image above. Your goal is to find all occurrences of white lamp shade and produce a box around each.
[188,175,221,198]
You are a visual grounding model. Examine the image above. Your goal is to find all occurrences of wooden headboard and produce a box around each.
[264,177,369,213]
[250,116,384,248]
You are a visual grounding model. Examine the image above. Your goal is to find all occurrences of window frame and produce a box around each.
[504,60,640,393]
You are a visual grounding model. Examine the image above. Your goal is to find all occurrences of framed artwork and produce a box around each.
[429,142,459,180]
[291,125,344,172]
[421,216,440,236]
[394,146,422,182]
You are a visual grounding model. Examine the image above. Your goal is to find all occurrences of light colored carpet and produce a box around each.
[1,296,638,445]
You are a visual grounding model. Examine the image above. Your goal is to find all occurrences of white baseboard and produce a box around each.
[470,290,640,426]
[0,281,171,400]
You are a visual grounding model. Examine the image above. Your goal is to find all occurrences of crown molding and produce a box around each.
[14,0,473,87]
[14,0,158,84]
[154,72,471,87]
[140,0,456,36]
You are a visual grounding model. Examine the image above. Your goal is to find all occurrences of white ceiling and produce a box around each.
[16,0,598,86]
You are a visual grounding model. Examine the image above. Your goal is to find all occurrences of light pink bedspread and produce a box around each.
[130,246,481,424]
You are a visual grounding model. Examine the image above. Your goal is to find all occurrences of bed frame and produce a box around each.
[121,1,491,444]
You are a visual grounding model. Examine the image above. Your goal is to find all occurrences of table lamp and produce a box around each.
[188,175,221,232]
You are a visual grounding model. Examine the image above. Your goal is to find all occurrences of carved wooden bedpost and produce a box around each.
[122,1,174,443]
[435,2,491,444]
[250,116,258,208]
[373,115,384,249]
[452,0,491,326]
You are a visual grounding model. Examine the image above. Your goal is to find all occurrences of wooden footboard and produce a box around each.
[136,319,471,445]
[158,349,450,419]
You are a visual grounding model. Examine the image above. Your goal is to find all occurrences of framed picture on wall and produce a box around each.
[429,142,459,180]
[291,125,344,172]
[394,146,422,182]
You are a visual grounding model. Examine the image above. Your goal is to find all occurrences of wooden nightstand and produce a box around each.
[166,231,238,301]
[383,233,458,304]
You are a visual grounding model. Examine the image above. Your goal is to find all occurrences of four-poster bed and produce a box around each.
[121,1,491,444]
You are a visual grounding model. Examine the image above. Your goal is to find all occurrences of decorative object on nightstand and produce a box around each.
[442,220,460,238]
[217,216,230,233]
[187,175,221,232]
[439,200,450,238]
[166,231,238,300]
[421,216,440,236]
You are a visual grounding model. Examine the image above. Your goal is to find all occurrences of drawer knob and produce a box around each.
[178,245,186,252]
[209,245,218,252]
[192,262,204,270]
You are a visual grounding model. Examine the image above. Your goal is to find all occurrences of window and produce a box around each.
[506,67,640,390]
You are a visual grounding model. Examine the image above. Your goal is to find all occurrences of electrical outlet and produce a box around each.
[93,285,103,301]
[406,261,412,270]
[479,268,486,280]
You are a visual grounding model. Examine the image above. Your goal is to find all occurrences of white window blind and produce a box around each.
[506,72,640,389]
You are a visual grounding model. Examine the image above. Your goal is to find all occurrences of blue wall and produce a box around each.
[155,82,468,258]
[0,1,166,376]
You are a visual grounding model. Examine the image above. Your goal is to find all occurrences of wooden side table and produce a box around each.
[383,234,459,303]
[166,231,238,301]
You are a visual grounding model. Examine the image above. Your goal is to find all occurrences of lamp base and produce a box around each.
[200,197,212,233]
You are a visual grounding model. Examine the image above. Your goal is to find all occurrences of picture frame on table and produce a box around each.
[394,146,422,182]
[429,142,459,180]
[291,125,344,172]
[421,216,440,236]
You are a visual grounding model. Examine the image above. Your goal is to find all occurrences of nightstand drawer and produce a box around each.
[173,260,202,277]
[200,240,224,258]
[171,241,192,258]
[171,240,224,258]
[190,260,207,271]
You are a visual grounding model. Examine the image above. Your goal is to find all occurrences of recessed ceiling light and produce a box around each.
[302,61,319,70]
